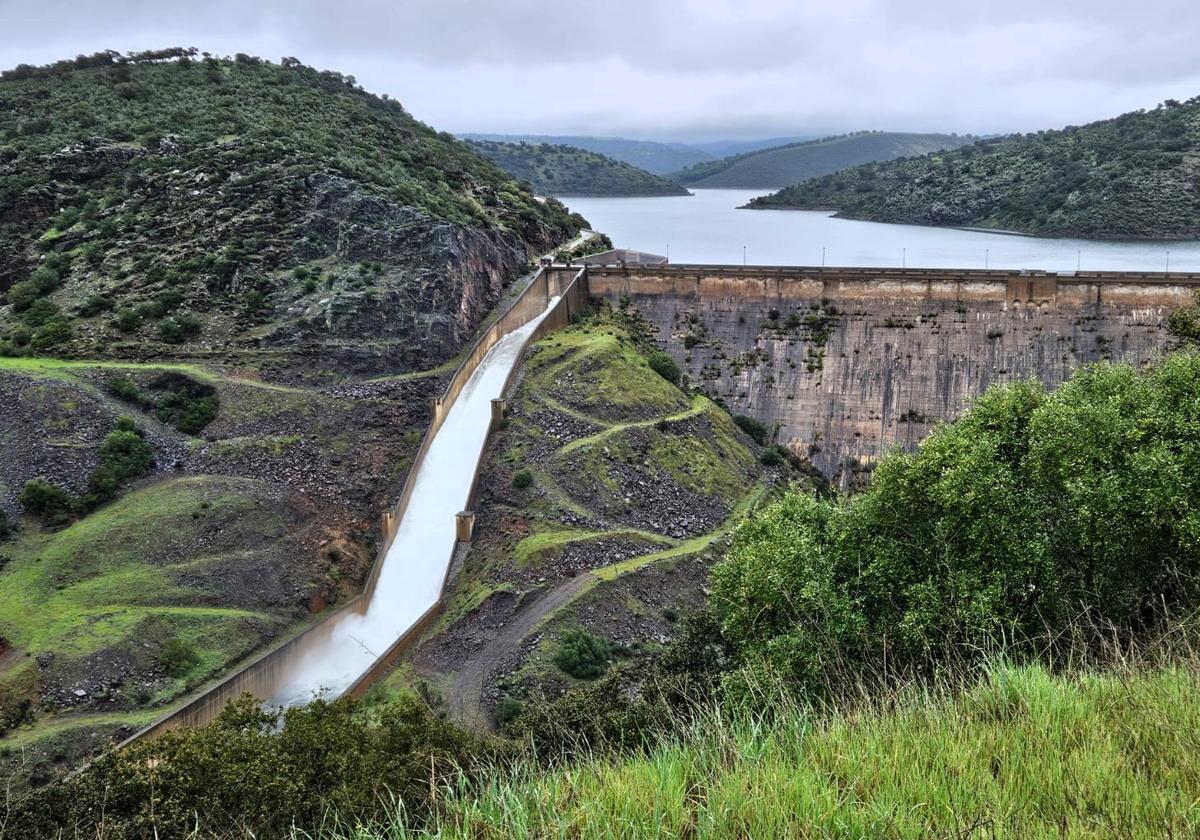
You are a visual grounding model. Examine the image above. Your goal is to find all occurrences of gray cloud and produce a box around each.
[1,0,1197,140]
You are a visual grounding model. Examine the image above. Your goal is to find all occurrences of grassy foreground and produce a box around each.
[317,661,1200,839]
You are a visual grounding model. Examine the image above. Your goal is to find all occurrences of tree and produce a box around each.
[647,350,681,385]
[712,353,1200,696]
[18,479,73,525]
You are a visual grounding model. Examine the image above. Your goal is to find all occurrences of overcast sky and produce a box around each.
[2,0,1198,142]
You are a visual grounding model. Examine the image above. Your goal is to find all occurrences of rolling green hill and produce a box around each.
[465,139,689,196]
[672,131,974,188]
[461,133,713,175]
[748,98,1200,239]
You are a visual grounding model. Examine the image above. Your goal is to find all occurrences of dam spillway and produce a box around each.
[267,296,562,706]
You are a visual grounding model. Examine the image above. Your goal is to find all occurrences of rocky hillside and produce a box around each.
[389,305,805,728]
[465,140,689,197]
[0,49,584,376]
[0,49,583,785]
[748,98,1200,239]
[672,131,974,188]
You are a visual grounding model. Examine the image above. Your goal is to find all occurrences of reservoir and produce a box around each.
[564,189,1200,273]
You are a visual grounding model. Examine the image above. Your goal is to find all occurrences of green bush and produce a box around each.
[553,629,614,679]
[114,307,141,332]
[1168,292,1200,343]
[712,353,1200,695]
[511,469,534,489]
[18,479,73,525]
[156,313,201,343]
[494,695,525,729]
[20,298,63,329]
[106,375,149,406]
[9,694,505,838]
[161,637,200,677]
[647,350,681,385]
[29,318,72,350]
[759,445,787,466]
[0,508,14,541]
[733,414,769,444]
[97,430,154,481]
[106,373,219,434]
[77,294,111,317]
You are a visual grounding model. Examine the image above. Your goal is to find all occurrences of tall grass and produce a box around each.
[297,626,1200,839]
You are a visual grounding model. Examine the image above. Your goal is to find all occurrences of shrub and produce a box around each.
[1168,292,1200,343]
[20,298,63,329]
[161,637,200,677]
[77,295,110,317]
[30,318,72,350]
[83,466,120,506]
[97,430,154,481]
[511,469,534,489]
[553,629,614,679]
[9,694,505,838]
[0,508,13,541]
[157,313,201,343]
[114,307,141,332]
[759,445,787,466]
[155,288,184,312]
[135,299,166,320]
[712,353,1200,696]
[18,479,73,525]
[647,350,681,384]
[494,695,524,728]
[733,414,769,444]
[106,375,148,406]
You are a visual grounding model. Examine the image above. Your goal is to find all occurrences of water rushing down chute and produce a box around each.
[268,297,561,707]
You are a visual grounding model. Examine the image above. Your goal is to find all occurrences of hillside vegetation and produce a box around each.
[465,140,689,196]
[672,130,974,188]
[10,349,1199,838]
[0,49,577,786]
[393,305,781,729]
[749,98,1200,239]
[461,133,713,175]
[0,49,582,372]
[352,661,1200,838]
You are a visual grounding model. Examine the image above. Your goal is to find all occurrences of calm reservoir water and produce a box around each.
[563,189,1200,273]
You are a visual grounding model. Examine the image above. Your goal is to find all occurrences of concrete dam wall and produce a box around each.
[587,265,1200,485]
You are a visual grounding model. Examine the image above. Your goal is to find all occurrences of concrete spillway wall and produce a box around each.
[123,266,587,742]
[588,264,1199,485]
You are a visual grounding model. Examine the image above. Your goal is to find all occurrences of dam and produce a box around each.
[127,260,1197,739]
[587,263,1200,485]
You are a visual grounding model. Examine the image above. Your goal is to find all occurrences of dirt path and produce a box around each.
[449,573,595,731]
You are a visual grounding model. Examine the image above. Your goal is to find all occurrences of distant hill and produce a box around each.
[690,135,814,158]
[465,140,689,197]
[461,134,713,175]
[747,99,1200,240]
[673,131,976,188]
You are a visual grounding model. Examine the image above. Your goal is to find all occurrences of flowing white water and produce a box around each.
[268,297,560,706]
